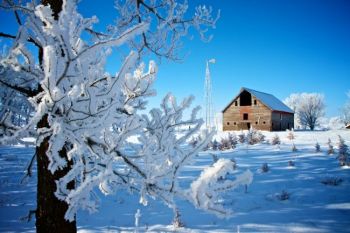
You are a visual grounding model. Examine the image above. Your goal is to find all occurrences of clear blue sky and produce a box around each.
[1,0,349,117]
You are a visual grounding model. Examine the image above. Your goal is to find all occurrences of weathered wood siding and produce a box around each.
[271,112,294,131]
[223,96,272,131]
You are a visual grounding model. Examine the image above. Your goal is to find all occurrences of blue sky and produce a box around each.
[1,0,349,118]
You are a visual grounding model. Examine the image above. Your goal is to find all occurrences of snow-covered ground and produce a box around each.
[1,130,350,232]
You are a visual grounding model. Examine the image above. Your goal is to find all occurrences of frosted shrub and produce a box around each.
[337,135,349,166]
[238,131,245,144]
[288,160,295,167]
[292,143,297,152]
[286,129,295,140]
[246,128,265,145]
[231,158,237,170]
[212,139,220,151]
[276,190,290,201]
[327,138,334,155]
[228,133,238,148]
[261,163,269,173]
[220,137,232,151]
[271,134,281,146]
[189,136,199,148]
[315,142,321,152]
[172,208,185,228]
[204,141,213,151]
[321,177,343,186]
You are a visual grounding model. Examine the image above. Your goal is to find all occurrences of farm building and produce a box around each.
[222,87,294,131]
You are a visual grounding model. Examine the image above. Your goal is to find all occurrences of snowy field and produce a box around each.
[0,130,350,232]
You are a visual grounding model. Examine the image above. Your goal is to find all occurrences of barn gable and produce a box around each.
[223,87,293,114]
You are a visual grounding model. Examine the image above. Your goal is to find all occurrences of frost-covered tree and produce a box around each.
[0,0,253,232]
[284,94,302,129]
[285,93,325,130]
[341,91,350,126]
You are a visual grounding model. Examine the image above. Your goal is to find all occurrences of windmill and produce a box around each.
[204,58,216,130]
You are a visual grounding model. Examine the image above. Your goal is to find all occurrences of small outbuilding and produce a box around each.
[222,87,294,131]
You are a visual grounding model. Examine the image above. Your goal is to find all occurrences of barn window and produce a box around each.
[254,99,257,105]
[243,113,248,120]
[255,121,258,124]
[235,101,238,106]
[234,122,236,125]
[263,121,266,124]
[227,122,230,125]
[240,91,252,106]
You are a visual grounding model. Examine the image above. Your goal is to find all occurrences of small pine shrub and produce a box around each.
[292,143,297,152]
[246,128,265,145]
[172,208,185,228]
[228,133,238,149]
[315,142,321,152]
[321,177,343,186]
[231,158,237,170]
[261,163,269,173]
[276,190,290,201]
[288,160,295,167]
[212,139,220,151]
[210,153,218,163]
[238,131,245,144]
[327,138,334,155]
[271,134,281,146]
[337,135,349,166]
[286,129,295,140]
[189,137,199,148]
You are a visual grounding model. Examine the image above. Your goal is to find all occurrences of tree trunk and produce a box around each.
[35,1,76,232]
[36,116,76,233]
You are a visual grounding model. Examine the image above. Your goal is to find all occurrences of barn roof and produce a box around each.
[222,87,294,114]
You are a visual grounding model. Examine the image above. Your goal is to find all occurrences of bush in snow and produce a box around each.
[315,142,321,153]
[288,160,295,167]
[292,143,298,152]
[172,208,185,228]
[321,177,343,186]
[246,128,265,145]
[189,136,201,148]
[261,163,269,173]
[286,129,295,141]
[210,153,219,163]
[271,134,281,146]
[228,133,238,148]
[327,138,334,155]
[337,135,349,166]
[219,137,232,151]
[238,131,245,144]
[212,139,220,151]
[231,158,237,170]
[276,190,290,201]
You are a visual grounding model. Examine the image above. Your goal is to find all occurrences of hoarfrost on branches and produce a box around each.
[0,0,249,223]
[189,159,253,217]
[284,93,325,130]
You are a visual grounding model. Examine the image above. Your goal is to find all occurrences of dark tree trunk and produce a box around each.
[35,1,76,232]
[36,116,76,233]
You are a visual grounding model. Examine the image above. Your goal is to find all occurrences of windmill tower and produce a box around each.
[204,58,216,130]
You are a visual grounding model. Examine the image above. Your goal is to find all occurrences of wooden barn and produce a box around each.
[222,87,294,131]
